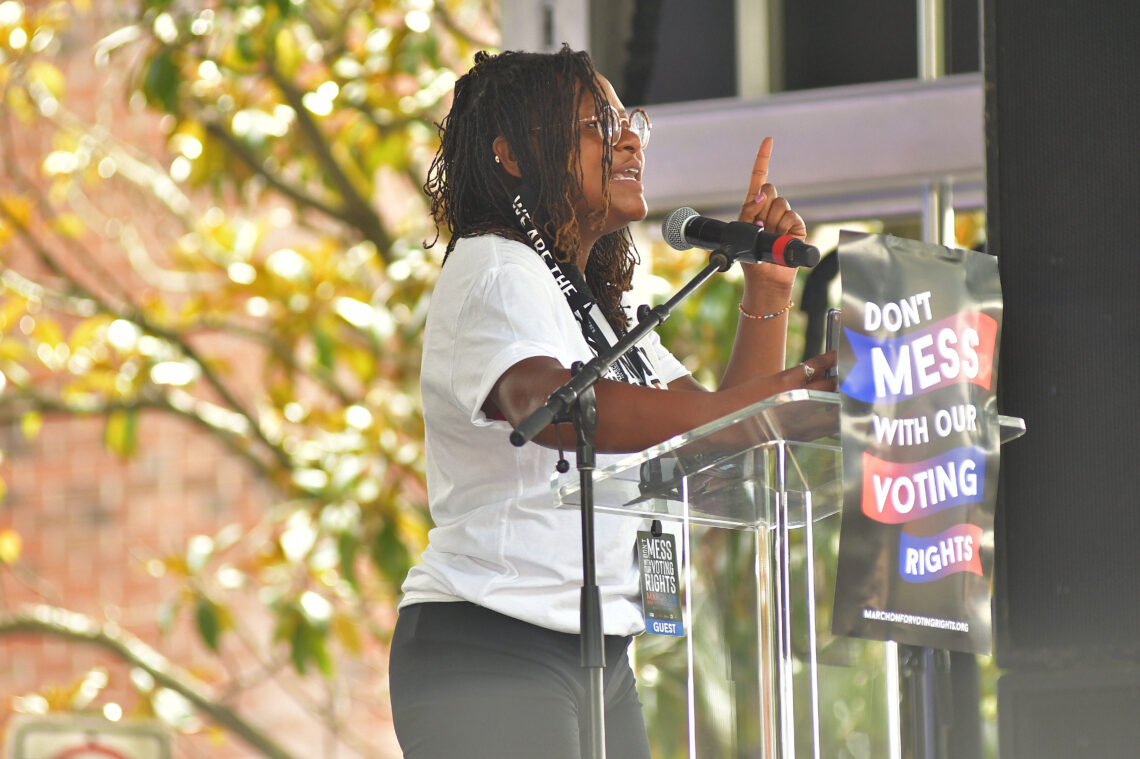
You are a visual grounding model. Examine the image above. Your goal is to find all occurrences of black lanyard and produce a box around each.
[509,186,662,388]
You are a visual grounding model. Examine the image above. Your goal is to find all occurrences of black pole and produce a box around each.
[568,376,606,759]
[900,644,954,759]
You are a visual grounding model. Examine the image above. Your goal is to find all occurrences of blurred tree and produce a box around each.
[0,0,496,756]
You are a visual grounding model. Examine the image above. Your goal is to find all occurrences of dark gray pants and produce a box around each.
[389,602,652,759]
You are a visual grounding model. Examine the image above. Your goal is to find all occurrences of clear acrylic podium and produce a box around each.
[554,389,1026,759]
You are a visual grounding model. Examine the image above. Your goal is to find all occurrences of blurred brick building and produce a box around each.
[0,2,402,757]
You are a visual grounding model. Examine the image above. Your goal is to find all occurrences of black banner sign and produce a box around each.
[831,233,1003,654]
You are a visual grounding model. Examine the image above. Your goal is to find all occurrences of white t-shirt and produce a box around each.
[400,234,690,635]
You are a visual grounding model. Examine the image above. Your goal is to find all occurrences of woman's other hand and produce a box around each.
[737,137,805,290]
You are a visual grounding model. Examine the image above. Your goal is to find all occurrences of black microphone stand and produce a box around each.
[510,245,744,759]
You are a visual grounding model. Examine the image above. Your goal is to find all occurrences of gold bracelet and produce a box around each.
[738,300,794,320]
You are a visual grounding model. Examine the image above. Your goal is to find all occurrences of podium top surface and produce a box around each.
[552,390,1025,529]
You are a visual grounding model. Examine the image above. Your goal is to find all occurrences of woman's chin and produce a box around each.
[610,197,648,227]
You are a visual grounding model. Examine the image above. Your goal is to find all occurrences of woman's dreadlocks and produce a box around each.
[423,46,640,332]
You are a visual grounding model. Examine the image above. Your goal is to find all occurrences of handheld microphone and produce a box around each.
[661,206,821,268]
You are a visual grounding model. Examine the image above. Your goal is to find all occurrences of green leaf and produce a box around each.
[144,48,181,114]
[236,33,255,63]
[312,327,334,370]
[273,606,297,645]
[370,520,412,586]
[196,597,221,651]
[290,620,308,674]
[287,610,334,678]
[337,531,360,591]
[309,629,333,678]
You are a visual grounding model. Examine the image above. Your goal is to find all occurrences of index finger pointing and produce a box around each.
[747,137,774,200]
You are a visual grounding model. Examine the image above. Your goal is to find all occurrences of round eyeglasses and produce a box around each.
[580,105,651,148]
